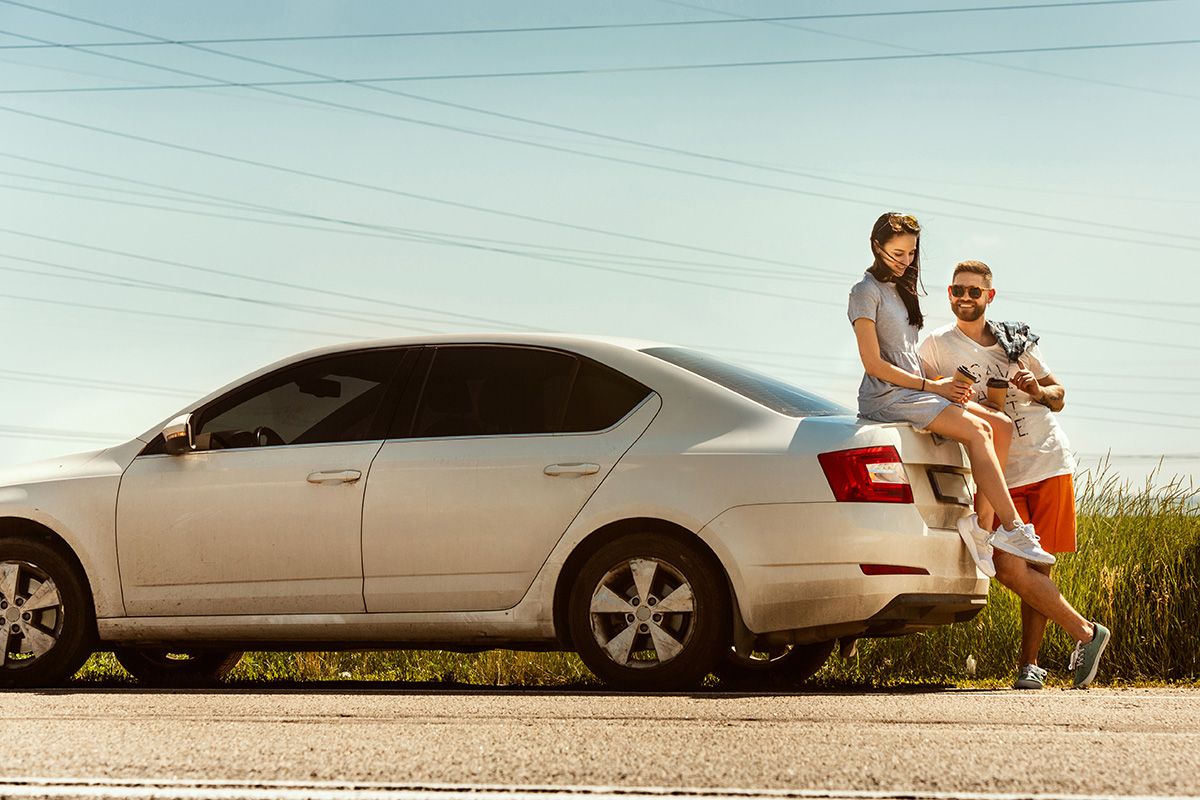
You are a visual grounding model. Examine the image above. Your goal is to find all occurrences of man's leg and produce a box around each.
[1019,562,1053,667]
[1016,475,1076,669]
[992,552,1091,643]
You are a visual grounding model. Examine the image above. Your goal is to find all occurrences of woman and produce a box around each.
[847,212,1052,572]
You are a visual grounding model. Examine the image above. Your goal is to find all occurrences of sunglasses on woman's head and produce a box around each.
[875,212,920,234]
[950,285,986,299]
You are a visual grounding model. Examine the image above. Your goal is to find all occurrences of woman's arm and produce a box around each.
[852,319,971,402]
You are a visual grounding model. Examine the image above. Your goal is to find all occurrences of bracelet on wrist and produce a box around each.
[920,378,926,391]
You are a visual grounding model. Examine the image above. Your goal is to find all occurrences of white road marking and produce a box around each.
[0,779,1191,800]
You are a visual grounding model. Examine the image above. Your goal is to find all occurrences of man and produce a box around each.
[918,260,1110,689]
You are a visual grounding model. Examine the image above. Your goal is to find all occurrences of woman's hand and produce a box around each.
[929,377,973,404]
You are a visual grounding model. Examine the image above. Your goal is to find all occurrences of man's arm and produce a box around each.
[1012,367,1065,412]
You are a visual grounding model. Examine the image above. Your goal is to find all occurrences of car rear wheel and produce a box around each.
[0,537,94,688]
[113,648,243,686]
[716,640,836,688]
[569,533,727,691]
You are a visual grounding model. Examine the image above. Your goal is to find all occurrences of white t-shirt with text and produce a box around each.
[917,323,1075,489]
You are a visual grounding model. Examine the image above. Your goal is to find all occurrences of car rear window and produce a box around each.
[642,347,848,418]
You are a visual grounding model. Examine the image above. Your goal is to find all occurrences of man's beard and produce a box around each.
[953,303,986,322]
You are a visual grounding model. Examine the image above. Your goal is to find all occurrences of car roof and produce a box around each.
[280,332,674,361]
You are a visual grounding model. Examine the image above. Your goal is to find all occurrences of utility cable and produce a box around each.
[3,37,1197,87]
[2,13,1198,250]
[0,0,1171,47]
[661,0,1200,103]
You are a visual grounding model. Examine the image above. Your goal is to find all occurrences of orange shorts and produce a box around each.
[990,473,1077,553]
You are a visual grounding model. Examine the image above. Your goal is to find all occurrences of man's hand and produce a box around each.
[1013,360,1066,411]
[1011,363,1044,401]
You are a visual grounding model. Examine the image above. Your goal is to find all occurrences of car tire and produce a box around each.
[113,648,243,686]
[716,640,835,688]
[0,536,95,688]
[568,532,728,691]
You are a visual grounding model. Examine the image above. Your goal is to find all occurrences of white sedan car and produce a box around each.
[0,334,986,690]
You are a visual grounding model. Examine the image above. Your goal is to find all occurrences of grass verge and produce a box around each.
[73,464,1198,688]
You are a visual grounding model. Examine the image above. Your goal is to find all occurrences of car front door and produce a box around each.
[361,345,659,613]
[116,348,413,617]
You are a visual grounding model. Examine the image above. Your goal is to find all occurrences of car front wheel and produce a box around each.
[0,537,94,688]
[569,533,728,691]
[113,648,243,686]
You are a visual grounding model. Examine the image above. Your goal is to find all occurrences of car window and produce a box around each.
[193,349,404,450]
[562,358,651,432]
[410,346,650,438]
[641,346,848,418]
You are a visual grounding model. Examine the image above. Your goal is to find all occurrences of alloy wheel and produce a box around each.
[588,557,696,669]
[0,560,64,669]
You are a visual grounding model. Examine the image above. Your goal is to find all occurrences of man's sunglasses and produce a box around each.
[950,285,987,299]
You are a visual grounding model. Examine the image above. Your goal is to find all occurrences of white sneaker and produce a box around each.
[992,521,1056,565]
[955,513,996,578]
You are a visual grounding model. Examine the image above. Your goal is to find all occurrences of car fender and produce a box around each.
[0,439,146,619]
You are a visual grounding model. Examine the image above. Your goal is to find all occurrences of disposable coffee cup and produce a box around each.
[986,377,1009,408]
[953,365,979,387]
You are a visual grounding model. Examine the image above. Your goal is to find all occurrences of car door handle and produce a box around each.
[544,463,601,477]
[306,470,362,485]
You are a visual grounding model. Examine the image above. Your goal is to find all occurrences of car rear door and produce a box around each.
[360,345,659,613]
[115,348,414,616]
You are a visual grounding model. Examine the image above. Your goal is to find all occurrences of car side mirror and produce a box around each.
[162,413,195,456]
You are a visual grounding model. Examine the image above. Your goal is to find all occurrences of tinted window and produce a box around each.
[562,359,651,432]
[641,347,848,418]
[410,347,650,438]
[194,349,403,449]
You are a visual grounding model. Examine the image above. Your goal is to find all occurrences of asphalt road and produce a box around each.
[1,687,1197,799]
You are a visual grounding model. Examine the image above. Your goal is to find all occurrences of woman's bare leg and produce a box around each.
[964,402,1013,529]
[925,405,1021,528]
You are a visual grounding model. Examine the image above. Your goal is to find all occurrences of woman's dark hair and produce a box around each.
[868,212,925,329]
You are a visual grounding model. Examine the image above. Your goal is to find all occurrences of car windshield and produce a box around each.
[642,347,850,418]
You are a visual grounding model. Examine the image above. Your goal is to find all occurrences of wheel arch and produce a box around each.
[0,515,99,633]
[552,516,734,649]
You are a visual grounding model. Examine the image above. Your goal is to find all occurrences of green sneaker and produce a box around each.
[1014,663,1047,690]
[1069,622,1111,688]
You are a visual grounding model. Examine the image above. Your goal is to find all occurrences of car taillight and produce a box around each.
[818,445,913,504]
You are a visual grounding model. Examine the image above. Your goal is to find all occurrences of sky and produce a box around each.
[0,0,1197,489]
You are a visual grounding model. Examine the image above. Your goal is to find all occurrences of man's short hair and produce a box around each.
[953,260,992,286]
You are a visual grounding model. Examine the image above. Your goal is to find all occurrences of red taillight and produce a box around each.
[818,445,914,504]
[860,564,929,576]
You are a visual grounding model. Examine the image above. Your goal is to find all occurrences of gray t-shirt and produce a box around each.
[847,271,932,420]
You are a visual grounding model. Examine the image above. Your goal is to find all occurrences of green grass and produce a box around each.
[74,464,1199,688]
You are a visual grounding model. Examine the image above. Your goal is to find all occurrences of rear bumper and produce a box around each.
[698,502,989,637]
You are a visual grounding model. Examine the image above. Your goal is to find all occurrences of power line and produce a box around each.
[0,180,846,288]
[1069,401,1200,421]
[0,424,131,443]
[0,368,200,398]
[0,227,548,331]
[661,0,1200,104]
[1077,452,1200,460]
[0,104,879,275]
[0,0,1171,48]
[1067,414,1200,431]
[15,174,1199,333]
[5,37,1197,88]
[0,151,843,282]
[9,159,1192,324]
[4,19,1197,253]
[0,290,370,339]
[0,257,457,334]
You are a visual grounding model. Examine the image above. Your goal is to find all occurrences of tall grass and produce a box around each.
[75,465,1198,687]
[821,463,1199,685]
